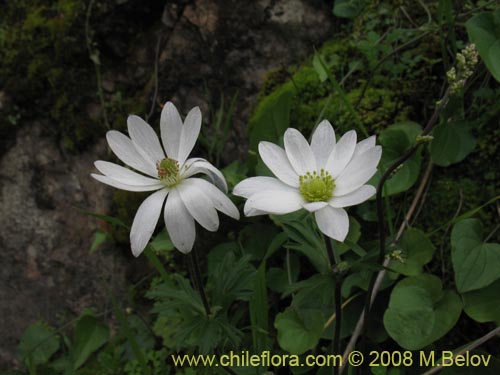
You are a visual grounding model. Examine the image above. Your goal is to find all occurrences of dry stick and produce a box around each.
[340,161,433,372]
[340,90,450,374]
[421,326,500,375]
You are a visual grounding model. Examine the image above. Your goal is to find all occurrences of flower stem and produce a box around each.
[187,248,210,316]
[186,249,238,375]
[324,235,342,375]
[361,88,451,357]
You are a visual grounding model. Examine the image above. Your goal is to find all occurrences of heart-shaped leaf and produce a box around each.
[375,122,423,196]
[463,278,500,324]
[466,8,500,83]
[275,308,324,354]
[451,218,500,293]
[430,121,476,167]
[389,228,435,276]
[384,274,461,350]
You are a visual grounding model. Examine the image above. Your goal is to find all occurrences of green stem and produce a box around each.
[186,250,237,375]
[144,246,169,283]
[324,235,342,375]
[112,296,150,375]
[187,249,210,316]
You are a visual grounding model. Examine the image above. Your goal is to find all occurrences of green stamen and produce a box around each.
[157,158,180,186]
[299,169,335,202]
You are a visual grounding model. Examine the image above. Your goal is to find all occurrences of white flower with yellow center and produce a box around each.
[233,121,382,242]
[92,102,239,256]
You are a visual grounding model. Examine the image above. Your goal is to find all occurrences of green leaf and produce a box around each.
[335,217,361,256]
[383,274,462,350]
[333,0,366,18]
[79,210,128,229]
[249,264,270,367]
[274,308,324,354]
[389,228,435,276]
[463,278,500,324]
[430,121,476,166]
[466,8,500,82]
[312,54,328,82]
[149,230,175,254]
[248,90,292,152]
[376,122,423,195]
[90,230,109,253]
[72,315,110,369]
[276,212,330,273]
[451,218,500,293]
[18,322,59,366]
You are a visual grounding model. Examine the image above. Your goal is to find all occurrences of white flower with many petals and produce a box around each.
[233,120,381,242]
[92,102,239,256]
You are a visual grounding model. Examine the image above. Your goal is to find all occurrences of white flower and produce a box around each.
[233,120,381,242]
[92,102,239,256]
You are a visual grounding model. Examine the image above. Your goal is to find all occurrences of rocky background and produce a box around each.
[0,0,335,368]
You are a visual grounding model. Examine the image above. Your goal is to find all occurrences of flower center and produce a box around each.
[157,158,180,187]
[299,169,335,202]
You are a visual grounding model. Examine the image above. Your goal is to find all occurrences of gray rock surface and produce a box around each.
[0,0,334,368]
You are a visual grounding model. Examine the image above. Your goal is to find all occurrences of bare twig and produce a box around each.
[340,90,450,374]
[395,161,434,242]
[421,326,500,375]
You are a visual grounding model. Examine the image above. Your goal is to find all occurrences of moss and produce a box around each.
[0,0,152,155]
[248,0,499,278]
[248,37,414,150]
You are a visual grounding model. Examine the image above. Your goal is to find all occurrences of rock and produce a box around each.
[0,124,128,369]
[0,0,334,368]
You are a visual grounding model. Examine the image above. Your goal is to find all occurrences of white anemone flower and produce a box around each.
[92,102,239,256]
[233,121,382,242]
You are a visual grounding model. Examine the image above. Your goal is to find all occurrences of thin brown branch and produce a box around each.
[421,326,500,375]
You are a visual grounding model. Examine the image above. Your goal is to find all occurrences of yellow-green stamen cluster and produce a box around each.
[157,158,180,186]
[299,169,335,202]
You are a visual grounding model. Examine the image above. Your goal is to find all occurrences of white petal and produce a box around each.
[106,130,157,177]
[164,189,195,253]
[352,135,376,159]
[311,120,336,168]
[243,204,267,217]
[334,146,382,195]
[284,128,317,175]
[189,178,240,219]
[182,158,228,192]
[91,173,164,192]
[130,189,169,257]
[258,142,299,187]
[160,101,182,158]
[315,206,349,242]
[302,201,328,212]
[177,106,202,166]
[233,176,296,198]
[94,161,160,186]
[244,190,304,215]
[178,180,219,231]
[330,185,376,208]
[127,115,165,164]
[324,130,357,178]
